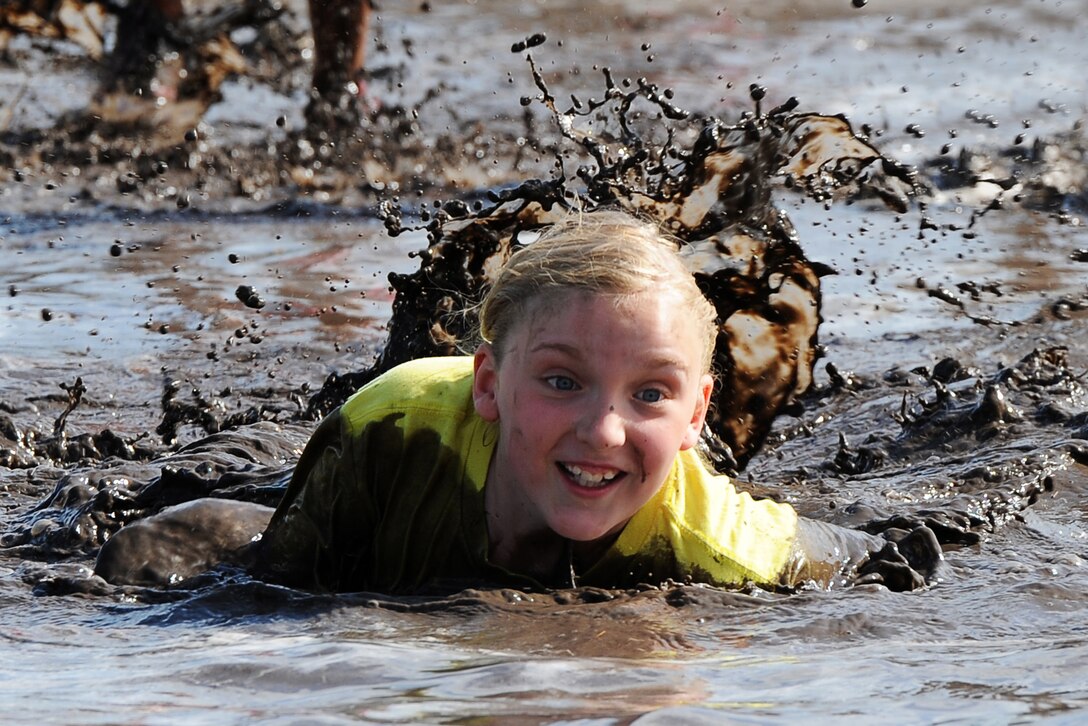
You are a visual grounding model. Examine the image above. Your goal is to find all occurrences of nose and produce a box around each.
[576,401,627,449]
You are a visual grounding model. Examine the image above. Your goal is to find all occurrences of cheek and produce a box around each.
[634,420,687,470]
[503,395,564,442]
[512,388,549,416]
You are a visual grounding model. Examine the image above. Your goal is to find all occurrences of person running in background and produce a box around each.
[306,0,372,125]
[110,0,372,127]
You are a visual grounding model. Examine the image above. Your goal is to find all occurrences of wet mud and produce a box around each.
[2,0,1088,719]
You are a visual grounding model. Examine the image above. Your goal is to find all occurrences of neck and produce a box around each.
[489,521,569,584]
[571,533,619,571]
[485,447,585,584]
[484,475,567,581]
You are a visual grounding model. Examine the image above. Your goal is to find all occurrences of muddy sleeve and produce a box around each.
[253,409,377,590]
[780,517,943,592]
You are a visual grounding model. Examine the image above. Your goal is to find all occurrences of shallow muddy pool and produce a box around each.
[2,0,1088,722]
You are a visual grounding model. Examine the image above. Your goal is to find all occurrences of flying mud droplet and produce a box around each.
[235,285,265,310]
[510,33,547,54]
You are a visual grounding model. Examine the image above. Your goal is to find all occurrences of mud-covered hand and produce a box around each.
[855,525,944,591]
[861,509,980,546]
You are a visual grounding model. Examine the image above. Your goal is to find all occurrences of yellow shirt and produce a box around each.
[259,357,799,593]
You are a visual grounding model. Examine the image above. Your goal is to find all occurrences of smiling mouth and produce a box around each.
[559,462,625,489]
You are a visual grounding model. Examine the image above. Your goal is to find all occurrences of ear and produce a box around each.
[679,373,714,451]
[472,343,501,422]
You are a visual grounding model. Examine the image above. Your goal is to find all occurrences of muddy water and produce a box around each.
[3,0,1088,722]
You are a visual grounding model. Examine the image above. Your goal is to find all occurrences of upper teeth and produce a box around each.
[564,464,620,488]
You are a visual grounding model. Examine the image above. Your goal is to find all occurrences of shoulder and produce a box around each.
[340,357,477,434]
[665,451,799,583]
[351,356,475,404]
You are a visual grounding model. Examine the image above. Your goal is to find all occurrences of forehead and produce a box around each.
[513,288,704,365]
[522,285,652,320]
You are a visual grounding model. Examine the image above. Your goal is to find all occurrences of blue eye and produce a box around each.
[546,375,578,391]
[637,388,664,403]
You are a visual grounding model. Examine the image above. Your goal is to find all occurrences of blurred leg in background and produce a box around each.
[306,0,373,130]
[106,0,185,96]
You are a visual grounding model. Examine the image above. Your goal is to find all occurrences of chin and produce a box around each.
[550,518,621,543]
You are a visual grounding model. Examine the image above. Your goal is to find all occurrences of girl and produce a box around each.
[252,210,941,593]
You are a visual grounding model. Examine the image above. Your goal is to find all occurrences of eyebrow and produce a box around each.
[528,341,582,358]
[528,341,692,375]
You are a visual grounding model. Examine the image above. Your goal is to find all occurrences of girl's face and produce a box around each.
[473,288,713,545]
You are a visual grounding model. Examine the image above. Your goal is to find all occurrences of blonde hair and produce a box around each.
[479,210,719,371]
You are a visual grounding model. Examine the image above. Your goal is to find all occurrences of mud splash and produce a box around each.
[762,346,1086,540]
[310,56,918,473]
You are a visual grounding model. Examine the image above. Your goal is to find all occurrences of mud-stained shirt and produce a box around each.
[258,357,799,593]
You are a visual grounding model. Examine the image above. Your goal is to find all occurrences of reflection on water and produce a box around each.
[1,214,423,362]
[5,570,1088,721]
[3,0,1088,722]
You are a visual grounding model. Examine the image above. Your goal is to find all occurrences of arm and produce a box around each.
[252,409,375,590]
[781,517,945,592]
